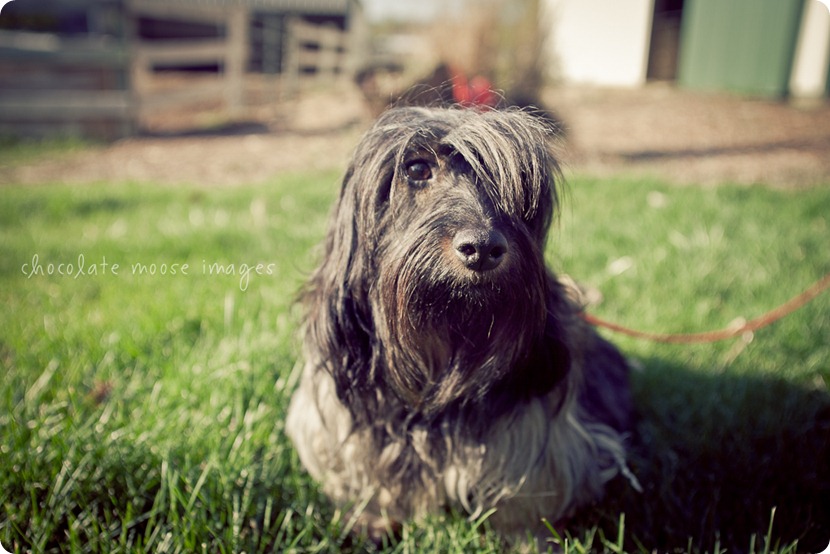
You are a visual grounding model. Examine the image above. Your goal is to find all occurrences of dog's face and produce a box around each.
[308,107,568,416]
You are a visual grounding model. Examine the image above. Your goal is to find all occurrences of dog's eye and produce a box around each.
[405,161,433,183]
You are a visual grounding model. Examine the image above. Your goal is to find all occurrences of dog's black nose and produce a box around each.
[453,228,508,272]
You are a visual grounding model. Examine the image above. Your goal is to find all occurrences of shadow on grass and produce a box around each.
[573,357,830,553]
[614,134,830,163]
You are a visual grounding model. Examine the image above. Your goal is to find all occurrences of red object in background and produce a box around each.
[451,70,498,108]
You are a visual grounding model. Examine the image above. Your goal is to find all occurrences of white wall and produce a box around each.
[789,0,830,99]
[544,0,655,87]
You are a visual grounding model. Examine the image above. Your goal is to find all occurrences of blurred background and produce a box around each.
[2,3,829,551]
[1,0,829,186]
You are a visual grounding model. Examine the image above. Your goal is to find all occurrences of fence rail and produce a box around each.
[0,30,133,138]
[0,4,358,139]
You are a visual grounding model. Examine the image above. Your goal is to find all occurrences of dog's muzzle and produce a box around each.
[452,227,508,272]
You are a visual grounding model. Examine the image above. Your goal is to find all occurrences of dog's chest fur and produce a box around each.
[286,355,624,533]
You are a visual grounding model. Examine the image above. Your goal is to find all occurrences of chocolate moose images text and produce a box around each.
[21,254,277,291]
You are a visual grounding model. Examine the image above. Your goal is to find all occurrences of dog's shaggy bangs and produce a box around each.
[351,107,561,237]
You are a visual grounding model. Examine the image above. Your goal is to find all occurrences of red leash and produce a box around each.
[582,272,830,344]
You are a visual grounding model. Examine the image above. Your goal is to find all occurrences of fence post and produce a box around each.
[226,6,248,116]
[283,16,300,98]
[318,24,339,82]
[125,2,147,130]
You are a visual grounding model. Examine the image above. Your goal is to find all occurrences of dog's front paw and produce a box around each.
[347,509,403,546]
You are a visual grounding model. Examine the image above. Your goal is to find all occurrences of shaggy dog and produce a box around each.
[286,107,638,540]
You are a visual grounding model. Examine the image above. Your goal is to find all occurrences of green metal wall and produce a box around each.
[823,26,830,96]
[677,0,805,97]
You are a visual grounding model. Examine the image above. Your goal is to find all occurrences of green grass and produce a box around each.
[0,137,96,171]
[1,165,828,553]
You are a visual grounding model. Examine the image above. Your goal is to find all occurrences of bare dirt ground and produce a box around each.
[548,84,830,188]
[2,82,829,188]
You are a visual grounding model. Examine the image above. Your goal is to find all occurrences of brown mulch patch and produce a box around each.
[2,83,829,188]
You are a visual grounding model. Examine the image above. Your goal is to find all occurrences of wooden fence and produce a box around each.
[283,17,352,90]
[0,4,357,139]
[0,1,133,139]
[127,1,248,123]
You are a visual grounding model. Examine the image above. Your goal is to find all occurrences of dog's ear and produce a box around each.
[301,140,400,411]
[485,276,574,414]
[483,309,572,420]
[303,166,371,364]
[521,311,572,394]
